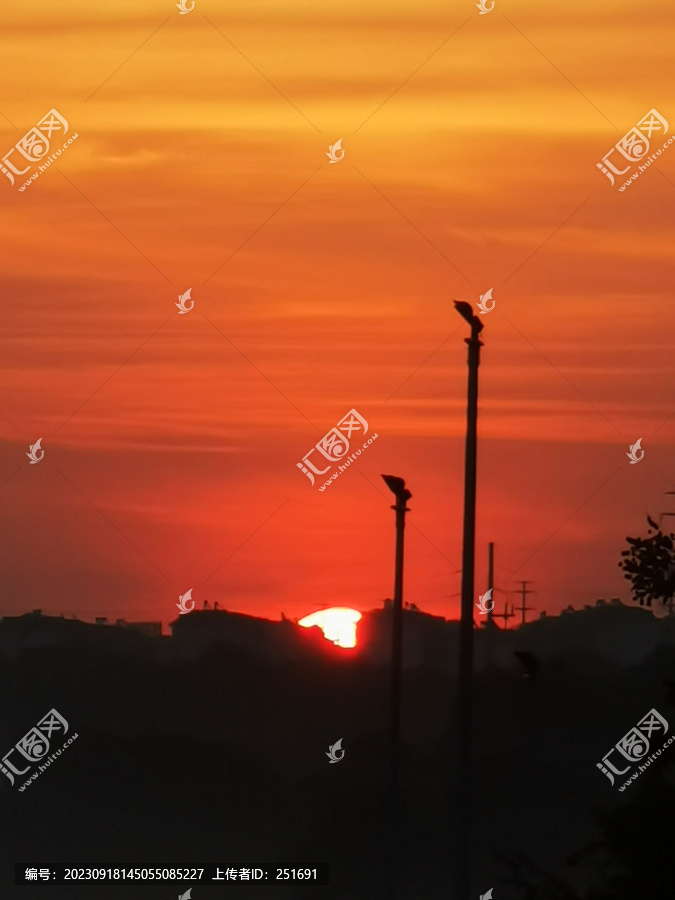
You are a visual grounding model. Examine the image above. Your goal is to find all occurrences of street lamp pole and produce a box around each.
[453,301,484,900]
[382,474,412,900]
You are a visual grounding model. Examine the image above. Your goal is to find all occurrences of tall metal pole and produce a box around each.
[487,542,494,626]
[453,302,484,900]
[382,474,412,900]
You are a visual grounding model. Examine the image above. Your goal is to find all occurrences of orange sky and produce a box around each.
[0,0,674,627]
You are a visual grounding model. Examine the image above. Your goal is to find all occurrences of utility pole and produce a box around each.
[514,581,535,625]
[381,474,412,900]
[486,542,494,626]
[492,602,515,628]
[453,300,484,900]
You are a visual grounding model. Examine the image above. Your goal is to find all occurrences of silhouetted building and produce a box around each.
[115,619,162,637]
[0,610,163,659]
[474,598,675,670]
[357,600,454,668]
[169,608,340,661]
[4,598,675,671]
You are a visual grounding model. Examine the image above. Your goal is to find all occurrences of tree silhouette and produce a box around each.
[618,515,675,607]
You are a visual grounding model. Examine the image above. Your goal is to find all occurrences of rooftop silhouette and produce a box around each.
[3,598,673,670]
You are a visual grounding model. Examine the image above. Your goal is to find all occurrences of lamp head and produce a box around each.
[454,300,484,332]
[382,474,412,501]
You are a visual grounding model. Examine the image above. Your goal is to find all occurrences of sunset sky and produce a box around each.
[1,0,674,628]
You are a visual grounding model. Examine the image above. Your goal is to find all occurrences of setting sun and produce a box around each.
[298,608,362,649]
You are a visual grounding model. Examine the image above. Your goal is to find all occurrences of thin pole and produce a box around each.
[390,496,406,772]
[492,602,515,628]
[382,476,411,900]
[456,319,483,900]
[487,542,494,626]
